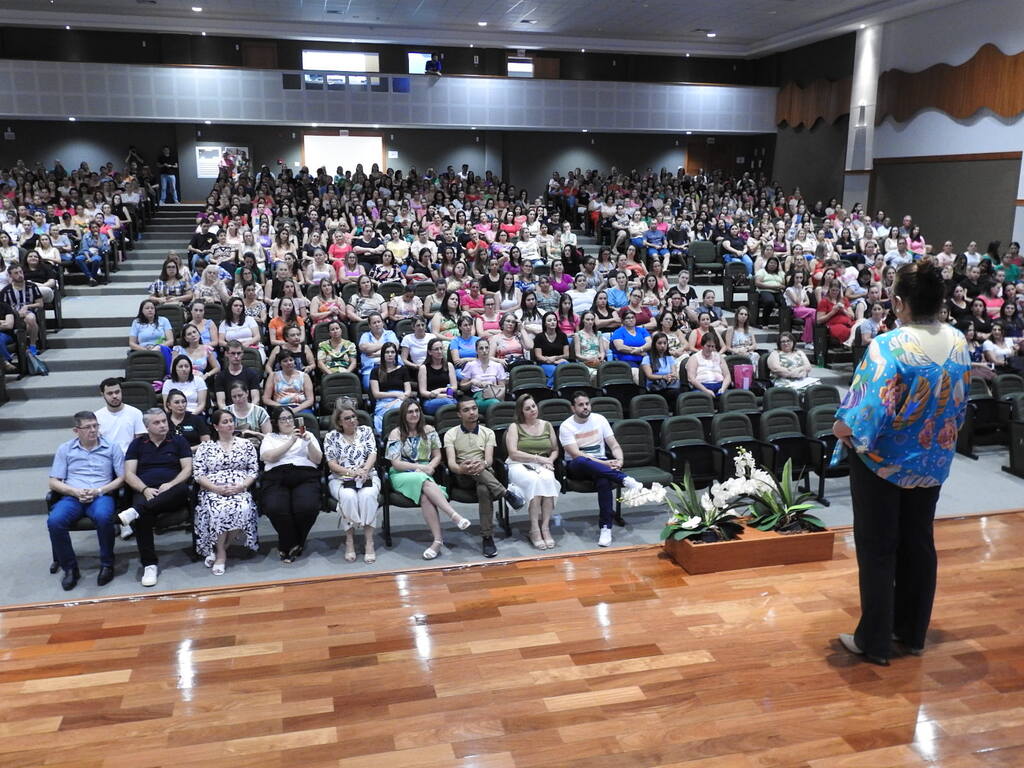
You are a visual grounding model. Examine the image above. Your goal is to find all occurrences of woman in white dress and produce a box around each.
[505,394,561,550]
[325,399,380,564]
[193,409,260,575]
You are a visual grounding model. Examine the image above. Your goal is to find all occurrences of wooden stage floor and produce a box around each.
[1,513,1023,768]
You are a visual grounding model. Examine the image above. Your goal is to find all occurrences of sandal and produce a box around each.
[422,540,443,560]
[204,554,216,568]
[530,530,547,550]
[344,548,357,563]
[449,512,471,531]
[212,562,226,576]
[364,550,376,564]
[542,530,556,549]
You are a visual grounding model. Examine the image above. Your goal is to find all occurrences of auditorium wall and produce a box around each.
[873,0,1024,243]
[773,116,849,208]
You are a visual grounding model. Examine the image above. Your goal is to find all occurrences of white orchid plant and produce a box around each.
[620,448,825,544]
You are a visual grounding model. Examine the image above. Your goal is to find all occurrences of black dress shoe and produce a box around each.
[838,633,890,666]
[97,566,115,586]
[892,634,925,656]
[482,536,497,558]
[49,560,60,574]
[61,568,80,591]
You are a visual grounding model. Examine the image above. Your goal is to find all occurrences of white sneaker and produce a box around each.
[623,477,642,491]
[118,507,139,526]
[120,523,134,540]
[141,565,159,587]
[598,527,613,547]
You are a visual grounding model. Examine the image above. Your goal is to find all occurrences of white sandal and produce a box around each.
[204,554,216,568]
[448,512,471,531]
[211,562,226,576]
[422,540,443,560]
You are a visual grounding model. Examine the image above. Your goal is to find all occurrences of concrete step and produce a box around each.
[27,346,127,370]
[0,429,74,470]
[0,468,53,516]
[65,281,152,297]
[0,395,104,431]
[6,368,125,400]
[43,325,131,349]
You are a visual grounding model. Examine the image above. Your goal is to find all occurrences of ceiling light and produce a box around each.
[686,131,692,135]
[859,23,866,29]
[477,21,487,26]
[65,25,71,29]
[580,49,585,53]
[685,53,690,57]
[201,31,206,35]
[520,19,538,24]
[192,6,203,11]
[581,129,588,133]
[705,32,717,38]
[311,123,318,127]
[204,120,211,124]
[471,127,477,130]
[68,117,76,122]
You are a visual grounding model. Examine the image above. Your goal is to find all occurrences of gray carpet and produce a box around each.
[4,446,1020,608]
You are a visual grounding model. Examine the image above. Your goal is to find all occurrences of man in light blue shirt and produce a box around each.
[47,410,125,591]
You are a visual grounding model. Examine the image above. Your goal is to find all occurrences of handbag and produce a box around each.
[733,363,754,390]
[26,351,49,376]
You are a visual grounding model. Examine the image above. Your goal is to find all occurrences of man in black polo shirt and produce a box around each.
[118,408,193,587]
[214,340,262,408]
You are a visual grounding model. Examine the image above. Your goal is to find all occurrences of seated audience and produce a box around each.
[418,337,458,414]
[119,408,193,587]
[165,388,210,450]
[47,411,125,590]
[259,407,324,563]
[193,409,260,575]
[385,399,470,560]
[766,333,816,389]
[164,354,207,414]
[226,381,271,442]
[325,398,380,563]
[505,394,561,549]
[685,329,730,396]
[444,396,526,558]
[263,351,315,414]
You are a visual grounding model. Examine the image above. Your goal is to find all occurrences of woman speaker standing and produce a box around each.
[832,262,971,665]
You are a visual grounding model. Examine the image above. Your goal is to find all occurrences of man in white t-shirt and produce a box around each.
[95,377,146,537]
[95,378,146,454]
[559,392,642,547]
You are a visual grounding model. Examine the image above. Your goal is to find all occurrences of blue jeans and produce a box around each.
[160,174,179,203]
[0,331,13,362]
[723,252,753,275]
[47,494,116,572]
[374,397,401,433]
[75,252,102,280]
[539,362,557,387]
[190,251,210,271]
[565,456,628,528]
[422,396,457,415]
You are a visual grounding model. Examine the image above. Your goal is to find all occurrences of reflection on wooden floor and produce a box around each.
[1,513,1023,767]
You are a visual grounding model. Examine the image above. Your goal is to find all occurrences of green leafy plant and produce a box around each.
[656,464,745,544]
[745,458,826,533]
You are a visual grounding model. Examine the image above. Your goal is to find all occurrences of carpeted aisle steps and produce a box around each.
[0,205,202,516]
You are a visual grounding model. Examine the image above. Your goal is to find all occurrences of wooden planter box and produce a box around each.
[663,524,836,575]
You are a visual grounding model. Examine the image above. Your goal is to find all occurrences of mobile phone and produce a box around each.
[297,422,306,435]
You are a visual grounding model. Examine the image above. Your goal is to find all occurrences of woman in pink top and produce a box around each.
[556,294,579,337]
[549,259,573,293]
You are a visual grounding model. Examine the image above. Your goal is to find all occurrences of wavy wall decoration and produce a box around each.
[775,77,852,128]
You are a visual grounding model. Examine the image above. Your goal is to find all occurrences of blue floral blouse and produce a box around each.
[833,326,971,488]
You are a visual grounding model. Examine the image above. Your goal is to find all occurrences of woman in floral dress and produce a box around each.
[325,399,380,563]
[193,409,259,575]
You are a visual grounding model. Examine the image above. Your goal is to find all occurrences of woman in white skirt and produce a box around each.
[324,398,380,564]
[505,394,561,550]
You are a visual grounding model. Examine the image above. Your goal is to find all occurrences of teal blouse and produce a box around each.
[833,326,971,488]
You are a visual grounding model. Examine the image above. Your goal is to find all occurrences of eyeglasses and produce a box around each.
[278,414,294,422]
[341,414,357,422]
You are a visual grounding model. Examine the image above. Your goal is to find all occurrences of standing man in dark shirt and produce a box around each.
[119,408,193,587]
[158,145,179,204]
[214,340,262,407]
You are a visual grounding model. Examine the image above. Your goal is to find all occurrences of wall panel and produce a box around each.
[872,156,1021,249]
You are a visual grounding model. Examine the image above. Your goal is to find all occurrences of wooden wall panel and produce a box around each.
[775,77,852,128]
[876,43,1024,123]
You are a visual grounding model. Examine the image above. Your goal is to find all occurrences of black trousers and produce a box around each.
[757,290,780,326]
[262,465,321,553]
[130,482,191,567]
[848,454,942,658]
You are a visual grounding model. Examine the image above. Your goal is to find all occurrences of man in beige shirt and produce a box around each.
[443,396,525,558]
